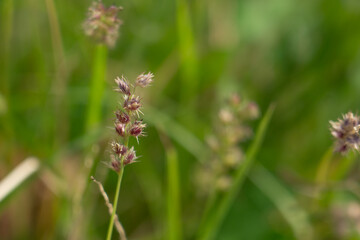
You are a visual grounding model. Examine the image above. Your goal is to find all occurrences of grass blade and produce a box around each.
[198,104,275,240]
[86,44,108,131]
[250,165,314,240]
[161,136,182,240]
[176,0,198,103]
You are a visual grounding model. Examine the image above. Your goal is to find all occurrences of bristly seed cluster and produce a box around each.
[330,112,360,154]
[83,1,123,48]
[110,73,154,172]
[197,94,260,193]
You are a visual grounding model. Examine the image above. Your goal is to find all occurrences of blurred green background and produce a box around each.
[1,0,360,239]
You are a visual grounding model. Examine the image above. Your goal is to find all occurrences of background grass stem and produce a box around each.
[198,104,275,240]
[161,135,182,240]
[86,44,108,132]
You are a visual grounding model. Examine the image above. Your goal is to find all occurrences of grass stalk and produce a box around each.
[176,0,198,104]
[315,147,333,186]
[45,0,68,144]
[106,166,125,240]
[251,165,314,240]
[86,44,108,131]
[162,136,182,240]
[198,104,275,240]
[83,44,108,190]
[106,137,129,240]
[1,0,13,94]
[1,0,14,162]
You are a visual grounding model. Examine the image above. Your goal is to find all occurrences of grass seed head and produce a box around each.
[83,1,123,48]
[136,72,154,88]
[330,112,360,154]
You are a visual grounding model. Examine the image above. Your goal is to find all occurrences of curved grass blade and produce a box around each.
[250,165,314,240]
[198,104,275,240]
[160,135,182,240]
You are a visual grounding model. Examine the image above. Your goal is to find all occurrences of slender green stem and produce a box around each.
[251,165,314,240]
[1,0,14,162]
[106,138,128,240]
[198,104,275,240]
[86,44,108,131]
[165,140,181,240]
[106,166,124,240]
[314,147,333,186]
[45,0,68,145]
[333,151,356,180]
[176,0,198,104]
[83,44,108,191]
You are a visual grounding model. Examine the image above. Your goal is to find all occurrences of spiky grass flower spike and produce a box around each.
[105,72,154,240]
[330,112,360,154]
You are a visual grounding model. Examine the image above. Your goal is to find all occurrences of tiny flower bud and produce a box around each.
[229,94,241,107]
[136,72,154,88]
[216,175,232,191]
[219,109,234,124]
[123,147,137,165]
[124,96,141,111]
[223,148,243,168]
[111,160,121,172]
[129,121,146,137]
[115,123,126,137]
[243,102,260,119]
[206,135,220,152]
[111,142,127,156]
[115,110,130,124]
[115,77,131,95]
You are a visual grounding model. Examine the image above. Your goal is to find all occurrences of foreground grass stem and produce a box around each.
[106,158,125,240]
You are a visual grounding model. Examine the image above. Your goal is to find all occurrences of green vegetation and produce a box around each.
[1,0,360,239]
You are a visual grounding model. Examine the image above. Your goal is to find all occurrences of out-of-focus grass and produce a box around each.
[1,0,360,239]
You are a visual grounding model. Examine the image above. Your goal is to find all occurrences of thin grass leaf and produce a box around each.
[198,104,275,240]
[176,0,198,103]
[45,0,68,144]
[250,165,314,240]
[161,136,182,240]
[86,44,108,131]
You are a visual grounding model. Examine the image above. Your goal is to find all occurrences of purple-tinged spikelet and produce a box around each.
[115,123,126,137]
[115,77,131,95]
[115,111,130,124]
[123,96,142,112]
[111,142,127,156]
[330,112,360,154]
[129,121,146,137]
[124,147,137,165]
